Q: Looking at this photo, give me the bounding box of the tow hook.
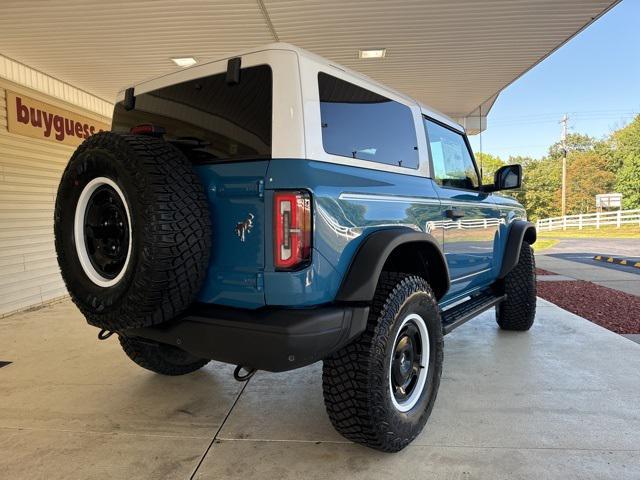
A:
[97,329,115,340]
[233,365,256,382]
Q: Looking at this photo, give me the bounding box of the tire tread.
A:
[119,336,209,376]
[54,132,211,330]
[496,241,536,331]
[322,272,443,452]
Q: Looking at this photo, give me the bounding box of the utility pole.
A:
[560,114,569,216]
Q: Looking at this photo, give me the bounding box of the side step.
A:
[441,293,506,335]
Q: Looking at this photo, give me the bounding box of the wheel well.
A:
[524,226,537,244]
[381,242,448,300]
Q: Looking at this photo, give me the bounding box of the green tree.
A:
[547,132,596,160]
[479,116,640,220]
[611,115,640,209]
[566,151,616,214]
[519,157,562,221]
[475,152,505,184]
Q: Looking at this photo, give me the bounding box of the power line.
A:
[489,108,639,121]
[489,112,638,128]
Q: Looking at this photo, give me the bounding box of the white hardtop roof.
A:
[124,42,463,131]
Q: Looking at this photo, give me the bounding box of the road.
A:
[541,238,640,276]
[536,238,640,295]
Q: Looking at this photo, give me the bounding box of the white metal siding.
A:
[0,79,111,316]
[0,55,112,118]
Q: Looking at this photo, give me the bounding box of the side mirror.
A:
[482,164,522,192]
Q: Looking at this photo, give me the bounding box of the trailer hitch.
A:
[233,365,256,382]
[97,329,115,340]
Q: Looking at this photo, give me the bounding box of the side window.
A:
[424,117,479,189]
[318,72,418,169]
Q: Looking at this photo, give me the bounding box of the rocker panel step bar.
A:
[441,293,506,335]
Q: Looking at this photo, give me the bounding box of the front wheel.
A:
[496,241,536,331]
[322,273,443,452]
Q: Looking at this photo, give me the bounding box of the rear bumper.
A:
[124,303,369,372]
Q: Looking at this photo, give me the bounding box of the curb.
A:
[593,255,640,268]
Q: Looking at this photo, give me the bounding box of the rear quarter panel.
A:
[263,159,444,306]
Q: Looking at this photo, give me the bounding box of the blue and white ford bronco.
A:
[54,43,536,452]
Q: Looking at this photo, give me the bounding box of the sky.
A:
[467,0,640,160]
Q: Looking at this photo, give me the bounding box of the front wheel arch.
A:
[497,220,537,279]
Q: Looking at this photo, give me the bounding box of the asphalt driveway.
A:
[536,238,640,295]
[541,238,640,258]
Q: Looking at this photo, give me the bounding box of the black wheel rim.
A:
[391,321,423,405]
[83,184,130,279]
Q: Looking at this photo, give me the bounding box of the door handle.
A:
[445,207,465,219]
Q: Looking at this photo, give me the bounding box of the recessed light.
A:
[171,57,198,68]
[358,49,386,59]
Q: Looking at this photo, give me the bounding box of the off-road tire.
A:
[322,272,443,452]
[119,336,209,375]
[54,132,211,331]
[496,241,536,331]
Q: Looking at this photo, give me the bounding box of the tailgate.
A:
[194,161,269,308]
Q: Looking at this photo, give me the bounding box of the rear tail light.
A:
[273,190,312,270]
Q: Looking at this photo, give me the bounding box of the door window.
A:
[424,118,479,189]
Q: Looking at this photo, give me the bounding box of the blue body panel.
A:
[193,159,525,310]
[194,161,269,308]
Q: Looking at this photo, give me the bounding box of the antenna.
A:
[479,105,483,181]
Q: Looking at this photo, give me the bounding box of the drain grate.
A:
[0,361,12,369]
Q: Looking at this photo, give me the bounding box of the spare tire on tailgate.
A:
[54,132,211,331]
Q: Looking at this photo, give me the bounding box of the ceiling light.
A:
[358,49,386,59]
[171,57,197,68]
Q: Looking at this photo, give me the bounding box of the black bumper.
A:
[124,303,369,372]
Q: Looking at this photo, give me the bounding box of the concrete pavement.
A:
[1,299,639,479]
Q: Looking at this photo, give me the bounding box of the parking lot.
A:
[2,298,639,479]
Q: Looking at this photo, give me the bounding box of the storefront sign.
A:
[6,90,110,146]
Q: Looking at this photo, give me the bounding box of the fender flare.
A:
[335,228,450,302]
[497,220,537,279]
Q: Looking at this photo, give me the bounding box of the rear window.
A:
[112,65,272,162]
[318,72,418,169]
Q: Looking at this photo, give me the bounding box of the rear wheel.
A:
[119,336,209,376]
[322,273,443,452]
[496,241,536,331]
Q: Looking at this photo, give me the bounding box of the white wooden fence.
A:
[536,209,640,231]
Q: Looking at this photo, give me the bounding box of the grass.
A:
[532,238,558,252]
[537,224,640,239]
